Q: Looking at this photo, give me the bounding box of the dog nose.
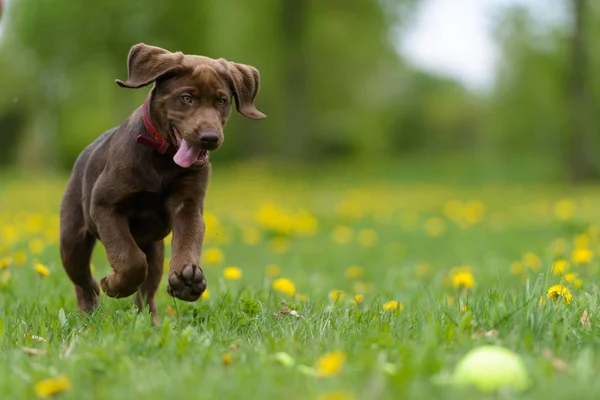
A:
[198,131,220,149]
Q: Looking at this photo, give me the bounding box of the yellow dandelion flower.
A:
[357,229,377,247]
[265,264,281,278]
[203,248,224,265]
[25,213,45,233]
[464,201,485,224]
[222,353,232,366]
[255,204,318,237]
[331,225,354,244]
[452,272,475,289]
[223,266,242,280]
[241,227,261,245]
[546,285,573,305]
[443,200,485,228]
[522,252,542,271]
[2,226,16,245]
[272,278,296,297]
[335,199,364,219]
[29,239,45,255]
[256,203,295,235]
[510,261,524,275]
[565,273,583,289]
[329,290,346,302]
[344,266,364,280]
[315,351,346,377]
[294,210,318,236]
[0,257,12,269]
[572,248,593,264]
[351,294,364,305]
[34,263,50,277]
[447,296,456,306]
[204,213,226,243]
[270,237,290,254]
[316,391,355,400]
[553,199,575,221]
[460,305,469,311]
[574,234,590,249]
[424,217,445,237]
[382,300,404,312]
[203,212,220,228]
[201,288,210,300]
[34,375,71,398]
[552,259,569,275]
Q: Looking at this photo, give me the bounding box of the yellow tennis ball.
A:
[453,346,529,392]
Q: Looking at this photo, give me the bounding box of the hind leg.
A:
[135,240,164,325]
[60,191,99,313]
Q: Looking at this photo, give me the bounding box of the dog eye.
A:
[217,97,228,106]
[181,94,193,104]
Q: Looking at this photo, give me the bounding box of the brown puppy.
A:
[59,43,265,323]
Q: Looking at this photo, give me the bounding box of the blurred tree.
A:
[281,0,309,160]
[2,0,481,171]
[487,3,600,180]
[489,7,572,166]
[389,70,482,155]
[568,0,598,180]
[6,0,599,180]
[305,0,421,160]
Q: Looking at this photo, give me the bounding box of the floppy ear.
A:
[226,62,266,120]
[115,43,185,89]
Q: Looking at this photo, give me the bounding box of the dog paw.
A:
[75,282,100,313]
[100,274,140,299]
[167,265,207,301]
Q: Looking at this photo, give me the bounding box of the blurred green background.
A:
[0,0,598,182]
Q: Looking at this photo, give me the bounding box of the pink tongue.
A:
[173,139,201,168]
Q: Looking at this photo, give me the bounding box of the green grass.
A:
[2,161,600,399]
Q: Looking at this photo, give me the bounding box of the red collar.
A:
[136,95,178,156]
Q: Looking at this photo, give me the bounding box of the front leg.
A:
[167,197,207,301]
[91,177,148,298]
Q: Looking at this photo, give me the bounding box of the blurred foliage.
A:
[0,0,422,169]
[0,0,599,179]
[487,1,600,179]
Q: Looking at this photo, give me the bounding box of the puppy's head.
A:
[116,43,266,168]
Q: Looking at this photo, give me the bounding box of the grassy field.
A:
[2,160,600,399]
